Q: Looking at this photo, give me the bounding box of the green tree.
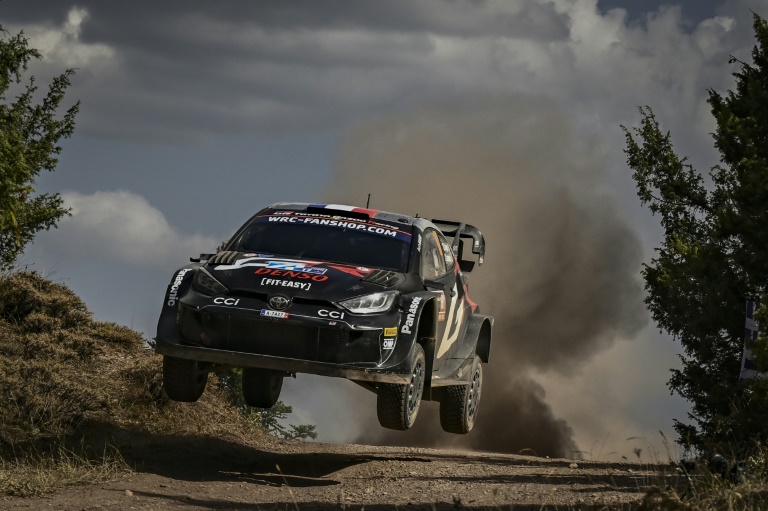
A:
[0,26,78,271]
[218,369,318,440]
[622,13,768,452]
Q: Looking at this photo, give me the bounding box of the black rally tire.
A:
[377,344,426,430]
[163,355,208,402]
[242,368,283,408]
[440,355,482,434]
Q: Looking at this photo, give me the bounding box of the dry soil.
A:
[1,433,677,510]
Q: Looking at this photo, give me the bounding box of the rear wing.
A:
[430,219,485,270]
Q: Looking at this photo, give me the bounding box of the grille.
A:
[178,307,380,364]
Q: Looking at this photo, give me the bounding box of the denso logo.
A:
[213,297,240,306]
[318,309,345,319]
[265,261,327,275]
[400,296,422,335]
[254,268,329,282]
[213,257,324,272]
[167,268,191,307]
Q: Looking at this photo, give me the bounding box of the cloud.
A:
[1,1,755,149]
[4,7,115,69]
[30,191,218,269]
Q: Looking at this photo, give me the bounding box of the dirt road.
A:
[2,432,672,510]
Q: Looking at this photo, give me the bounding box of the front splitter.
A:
[154,337,411,384]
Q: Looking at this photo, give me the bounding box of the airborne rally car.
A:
[155,203,493,433]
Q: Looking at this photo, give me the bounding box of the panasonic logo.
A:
[167,268,191,307]
[400,296,422,335]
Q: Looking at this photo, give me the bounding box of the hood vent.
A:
[207,251,240,266]
[363,269,404,288]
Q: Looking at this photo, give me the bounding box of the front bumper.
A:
[155,295,416,384]
[154,336,413,384]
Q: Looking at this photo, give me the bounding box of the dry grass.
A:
[636,450,768,510]
[0,443,131,497]
[638,479,768,510]
[0,270,269,496]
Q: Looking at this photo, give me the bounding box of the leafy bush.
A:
[217,369,318,440]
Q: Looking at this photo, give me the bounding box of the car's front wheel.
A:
[376,344,426,430]
[242,368,283,408]
[163,355,208,402]
[439,355,482,434]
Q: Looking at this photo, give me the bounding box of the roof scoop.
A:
[363,269,405,288]
[207,251,240,266]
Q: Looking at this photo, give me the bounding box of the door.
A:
[420,229,465,362]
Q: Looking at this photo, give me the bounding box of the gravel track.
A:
[1,434,675,510]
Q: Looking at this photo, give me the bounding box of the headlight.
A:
[338,291,397,314]
[193,269,228,295]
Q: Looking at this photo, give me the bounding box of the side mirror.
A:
[190,253,215,262]
[424,279,456,297]
[423,279,448,292]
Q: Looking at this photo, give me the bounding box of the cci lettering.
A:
[318,309,345,319]
[213,297,240,306]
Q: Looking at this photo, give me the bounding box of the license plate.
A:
[260,309,289,319]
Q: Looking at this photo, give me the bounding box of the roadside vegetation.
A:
[0,270,273,496]
[0,25,78,271]
[625,12,768,511]
[0,24,316,498]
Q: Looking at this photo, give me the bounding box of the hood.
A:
[206,253,405,302]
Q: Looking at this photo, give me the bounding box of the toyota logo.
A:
[269,295,290,311]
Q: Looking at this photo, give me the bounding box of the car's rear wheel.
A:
[439,355,482,434]
[376,344,425,430]
[163,355,208,402]
[242,368,283,408]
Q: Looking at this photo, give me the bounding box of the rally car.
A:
[155,203,492,433]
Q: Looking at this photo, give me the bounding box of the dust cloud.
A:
[325,96,646,458]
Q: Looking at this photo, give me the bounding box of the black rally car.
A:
[155,203,493,433]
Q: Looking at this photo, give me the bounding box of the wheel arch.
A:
[475,317,492,363]
[452,314,493,364]
[416,297,437,392]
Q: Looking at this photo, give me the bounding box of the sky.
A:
[2,0,764,459]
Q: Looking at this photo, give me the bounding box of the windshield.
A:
[233,214,412,272]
